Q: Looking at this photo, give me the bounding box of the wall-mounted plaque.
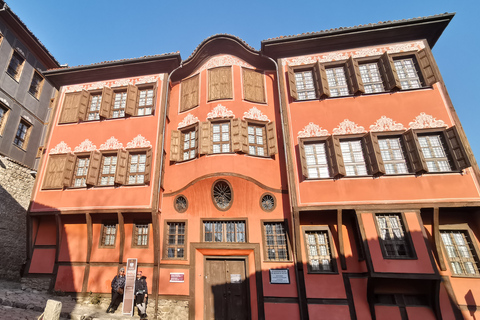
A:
[170,273,185,283]
[269,269,290,284]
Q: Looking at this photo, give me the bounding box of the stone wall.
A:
[157,299,189,320]
[0,155,35,280]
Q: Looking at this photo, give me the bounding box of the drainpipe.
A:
[261,53,308,320]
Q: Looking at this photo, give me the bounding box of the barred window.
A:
[165,222,185,259]
[87,94,102,120]
[133,224,149,247]
[295,70,316,100]
[212,122,230,153]
[376,214,413,258]
[101,224,117,247]
[137,87,154,116]
[72,156,90,187]
[326,67,349,97]
[128,153,147,184]
[112,91,126,118]
[304,230,334,272]
[99,155,117,186]
[378,137,409,174]
[182,128,197,160]
[305,142,330,178]
[394,58,422,90]
[441,231,480,276]
[340,140,368,176]
[29,71,44,98]
[7,51,25,80]
[417,134,451,172]
[204,221,246,243]
[248,124,266,156]
[264,222,289,261]
[14,120,31,149]
[359,62,384,93]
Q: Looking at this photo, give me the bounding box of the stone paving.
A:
[0,279,152,320]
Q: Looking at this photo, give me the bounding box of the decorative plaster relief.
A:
[409,113,446,129]
[126,135,152,148]
[207,104,235,119]
[74,139,97,152]
[284,41,425,66]
[100,137,123,150]
[178,114,200,128]
[49,141,71,154]
[198,55,253,73]
[369,116,405,132]
[65,75,161,93]
[243,107,270,122]
[333,119,366,135]
[0,97,9,107]
[298,123,329,138]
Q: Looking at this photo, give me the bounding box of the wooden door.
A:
[205,259,249,320]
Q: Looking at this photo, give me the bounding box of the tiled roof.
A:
[185,33,258,61]
[263,13,454,42]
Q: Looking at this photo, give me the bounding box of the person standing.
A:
[106,267,126,313]
[134,270,148,319]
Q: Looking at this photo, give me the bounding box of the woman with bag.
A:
[134,270,148,319]
[106,267,126,313]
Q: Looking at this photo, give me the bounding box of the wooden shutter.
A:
[240,120,248,153]
[144,148,153,183]
[243,68,265,103]
[417,48,439,86]
[445,126,471,170]
[59,92,80,124]
[209,67,232,101]
[77,90,90,121]
[327,136,346,177]
[86,150,101,186]
[286,65,298,100]
[298,139,308,178]
[403,130,427,173]
[266,121,278,156]
[180,75,199,112]
[199,121,211,155]
[62,153,76,187]
[23,123,32,149]
[314,62,330,98]
[125,84,138,116]
[42,154,68,189]
[231,118,242,152]
[115,149,128,185]
[170,130,181,162]
[379,52,401,90]
[362,132,385,175]
[99,86,113,118]
[346,57,365,94]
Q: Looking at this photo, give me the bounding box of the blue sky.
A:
[9,0,480,159]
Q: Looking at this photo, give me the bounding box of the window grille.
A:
[204,221,246,243]
[441,230,480,276]
[295,70,316,100]
[166,222,185,259]
[264,222,289,261]
[376,214,412,258]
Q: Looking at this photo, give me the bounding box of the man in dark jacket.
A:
[106,267,126,313]
[135,270,148,319]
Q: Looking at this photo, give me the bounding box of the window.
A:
[0,105,10,135]
[72,156,90,187]
[29,71,44,98]
[203,221,246,242]
[359,62,384,93]
[248,124,266,156]
[180,74,199,112]
[137,86,154,116]
[100,224,117,247]
[417,134,451,172]
[42,154,76,190]
[165,222,186,259]
[14,119,32,149]
[326,66,349,97]
[6,50,25,80]
[99,154,117,186]
[393,57,422,90]
[304,229,335,273]
[212,179,233,211]
[209,67,232,101]
[174,195,188,213]
[170,125,198,162]
[128,152,150,185]
[375,214,414,259]
[111,91,126,118]
[340,139,367,176]
[378,137,409,174]
[263,222,289,261]
[182,127,197,160]
[260,193,276,212]
[133,224,149,247]
[243,68,266,103]
[304,141,330,178]
[294,69,316,100]
[87,94,102,120]
[212,122,231,153]
[441,230,480,276]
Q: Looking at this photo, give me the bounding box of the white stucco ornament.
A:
[333,119,366,135]
[100,137,123,150]
[409,113,446,129]
[298,123,329,138]
[207,104,235,119]
[126,135,152,148]
[178,114,199,128]
[74,139,97,152]
[243,107,270,122]
[369,116,405,132]
[49,141,71,154]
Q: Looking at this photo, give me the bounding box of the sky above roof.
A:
[8,0,480,159]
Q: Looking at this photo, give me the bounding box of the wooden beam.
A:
[118,212,124,265]
[433,208,447,271]
[82,213,93,293]
[151,210,160,319]
[337,209,347,270]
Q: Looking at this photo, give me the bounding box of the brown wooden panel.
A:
[417,48,439,86]
[209,67,232,101]
[445,126,471,170]
[314,61,330,98]
[199,121,211,155]
[170,130,181,162]
[346,57,365,94]
[328,135,346,177]
[114,149,128,185]
[403,129,427,173]
[86,150,101,186]
[379,52,401,90]
[62,153,76,187]
[144,148,153,183]
[42,154,67,189]
[286,65,298,100]
[99,86,113,118]
[125,84,138,116]
[243,68,265,103]
[59,92,79,124]
[77,90,90,121]
[180,75,199,112]
[298,139,308,178]
[266,121,278,156]
[362,132,385,175]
